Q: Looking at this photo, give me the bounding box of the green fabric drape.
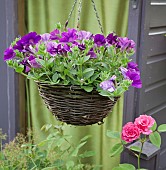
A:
[26,0,129,169]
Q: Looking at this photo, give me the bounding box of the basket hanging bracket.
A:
[65,0,104,33]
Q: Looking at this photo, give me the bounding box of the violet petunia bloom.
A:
[13,32,41,53]
[118,37,135,52]
[50,29,60,40]
[77,30,92,40]
[13,39,25,52]
[20,55,41,72]
[20,32,41,46]
[106,33,118,45]
[4,47,16,61]
[41,33,51,42]
[46,42,58,56]
[127,62,139,71]
[78,44,86,51]
[120,62,142,88]
[28,55,41,68]
[47,42,70,56]
[87,48,97,58]
[94,34,106,46]
[60,28,77,43]
[100,76,116,92]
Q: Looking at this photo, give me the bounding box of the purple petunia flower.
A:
[47,42,70,56]
[87,48,97,58]
[4,47,16,61]
[50,29,60,40]
[77,31,92,41]
[106,33,118,45]
[41,33,51,42]
[118,37,135,52]
[60,28,77,43]
[28,55,41,68]
[94,34,106,46]
[13,32,41,53]
[120,62,142,88]
[78,44,86,51]
[13,39,25,52]
[20,55,41,72]
[100,75,116,92]
[20,32,41,46]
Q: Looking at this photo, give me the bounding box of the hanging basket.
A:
[37,82,119,126]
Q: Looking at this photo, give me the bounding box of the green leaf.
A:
[52,72,59,82]
[83,55,90,63]
[81,86,93,92]
[80,135,91,142]
[83,68,94,74]
[158,124,166,132]
[79,150,96,158]
[41,124,53,131]
[99,90,111,97]
[129,146,141,152]
[110,143,123,157]
[119,164,136,170]
[71,141,87,157]
[112,164,136,170]
[149,131,161,148]
[47,58,54,65]
[106,130,120,139]
[66,161,74,169]
[36,58,45,66]
[150,122,157,131]
[83,69,94,79]
[15,65,24,73]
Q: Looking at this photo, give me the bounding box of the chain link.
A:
[65,0,104,34]
[77,0,82,29]
[91,0,104,34]
[65,0,78,29]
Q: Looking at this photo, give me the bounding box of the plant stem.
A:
[138,141,144,170]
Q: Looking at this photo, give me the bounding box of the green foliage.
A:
[158,124,166,132]
[112,163,136,170]
[149,131,161,148]
[150,122,157,131]
[106,130,120,139]
[129,146,141,153]
[109,143,123,157]
[0,126,98,170]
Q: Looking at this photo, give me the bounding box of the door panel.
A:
[123,0,166,169]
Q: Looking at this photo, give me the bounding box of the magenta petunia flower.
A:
[94,34,106,46]
[87,48,97,58]
[4,47,16,61]
[100,76,116,92]
[118,37,135,51]
[28,55,41,68]
[106,33,118,45]
[120,62,142,88]
[20,32,41,46]
[77,30,92,40]
[60,28,77,43]
[50,29,60,40]
[41,33,51,42]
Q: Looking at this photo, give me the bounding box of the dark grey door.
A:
[122,0,166,169]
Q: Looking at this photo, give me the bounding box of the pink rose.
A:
[134,115,155,135]
[122,122,140,143]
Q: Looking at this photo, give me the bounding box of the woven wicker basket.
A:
[37,82,119,126]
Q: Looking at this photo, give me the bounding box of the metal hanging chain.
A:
[91,0,104,34]
[77,0,82,29]
[65,0,78,29]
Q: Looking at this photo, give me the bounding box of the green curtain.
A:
[26,0,129,169]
